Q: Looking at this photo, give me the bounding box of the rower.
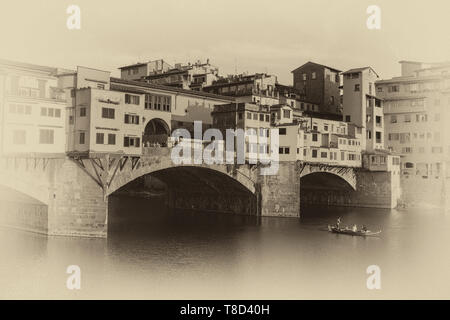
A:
[352,224,357,232]
[361,225,368,233]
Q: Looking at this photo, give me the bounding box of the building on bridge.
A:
[0,59,69,156]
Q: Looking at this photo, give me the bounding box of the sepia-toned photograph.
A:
[0,0,450,303]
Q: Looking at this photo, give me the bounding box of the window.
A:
[283,109,291,118]
[265,114,270,122]
[391,115,397,123]
[96,133,104,144]
[259,114,264,121]
[80,107,86,117]
[402,147,412,153]
[354,84,360,91]
[13,130,26,145]
[432,147,443,153]
[302,73,307,81]
[312,149,318,158]
[79,132,85,144]
[321,152,327,158]
[279,147,290,154]
[312,133,318,141]
[312,72,316,80]
[238,113,243,120]
[377,86,383,92]
[324,125,328,131]
[124,136,140,147]
[125,94,140,105]
[279,128,287,135]
[108,134,116,145]
[376,116,382,126]
[97,83,105,90]
[253,113,258,120]
[102,108,115,119]
[247,112,252,119]
[388,85,399,93]
[345,115,351,122]
[39,129,54,144]
[376,131,382,143]
[405,162,414,169]
[124,114,140,124]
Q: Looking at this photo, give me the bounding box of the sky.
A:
[1,0,450,84]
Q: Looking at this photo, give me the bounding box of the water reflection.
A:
[1,195,450,299]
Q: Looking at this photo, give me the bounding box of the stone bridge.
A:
[0,147,398,238]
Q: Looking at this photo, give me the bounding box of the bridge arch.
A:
[298,163,357,191]
[0,170,50,205]
[107,159,257,197]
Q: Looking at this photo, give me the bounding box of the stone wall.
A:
[47,159,108,238]
[258,162,300,217]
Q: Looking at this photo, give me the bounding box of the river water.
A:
[1,195,450,299]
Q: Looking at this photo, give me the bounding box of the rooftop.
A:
[291,61,342,73]
[110,77,235,101]
[342,66,379,78]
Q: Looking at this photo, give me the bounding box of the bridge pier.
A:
[47,160,108,238]
[257,162,301,217]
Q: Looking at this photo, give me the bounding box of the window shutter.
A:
[136,138,140,147]
[124,136,129,147]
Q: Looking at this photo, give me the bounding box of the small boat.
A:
[327,225,381,237]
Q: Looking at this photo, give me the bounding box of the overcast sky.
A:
[1,0,449,84]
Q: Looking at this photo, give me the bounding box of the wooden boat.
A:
[328,225,381,237]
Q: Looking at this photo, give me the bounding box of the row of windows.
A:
[390,114,434,123]
[12,129,55,145]
[9,104,61,118]
[307,149,360,161]
[93,133,141,147]
[125,94,140,105]
[9,104,31,115]
[41,107,61,118]
[388,132,441,142]
[244,112,270,122]
[378,81,450,93]
[144,94,171,111]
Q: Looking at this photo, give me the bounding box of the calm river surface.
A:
[1,196,450,299]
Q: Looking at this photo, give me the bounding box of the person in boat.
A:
[336,217,341,228]
[352,224,357,232]
[361,225,368,233]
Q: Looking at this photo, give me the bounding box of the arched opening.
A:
[143,118,170,147]
[108,166,257,233]
[300,172,355,211]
